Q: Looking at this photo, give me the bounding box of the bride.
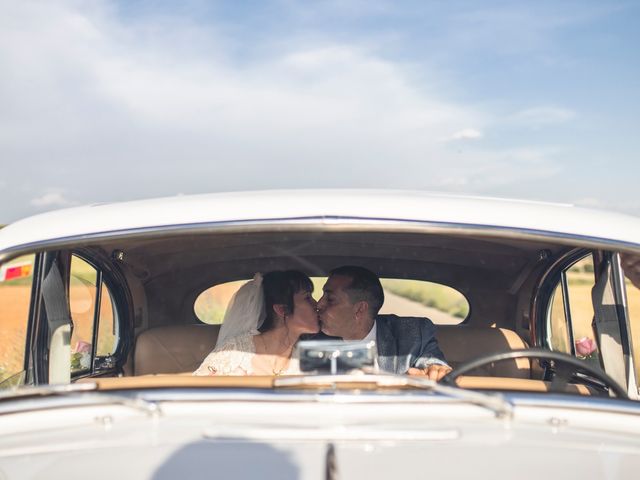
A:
[194,270,319,376]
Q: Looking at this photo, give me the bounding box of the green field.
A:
[381,279,469,318]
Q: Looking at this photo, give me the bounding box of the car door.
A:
[543,249,639,399]
[1,249,128,387]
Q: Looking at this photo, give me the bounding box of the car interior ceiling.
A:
[79,230,572,335]
[100,230,568,284]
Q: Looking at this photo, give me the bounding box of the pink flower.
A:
[73,340,92,354]
[575,337,597,356]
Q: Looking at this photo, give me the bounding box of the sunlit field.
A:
[560,280,640,379]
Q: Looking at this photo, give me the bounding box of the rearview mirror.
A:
[296,340,377,374]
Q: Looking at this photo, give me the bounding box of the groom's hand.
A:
[408,364,452,381]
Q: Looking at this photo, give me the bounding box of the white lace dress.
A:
[193,333,301,376]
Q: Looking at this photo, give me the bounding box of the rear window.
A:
[194,277,468,326]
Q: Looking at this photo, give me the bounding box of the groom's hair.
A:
[330,265,384,317]
[260,270,313,332]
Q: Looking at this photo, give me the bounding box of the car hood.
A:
[1,392,640,479]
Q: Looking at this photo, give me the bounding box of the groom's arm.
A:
[410,318,452,381]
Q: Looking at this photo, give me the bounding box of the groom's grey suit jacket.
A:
[375,314,447,374]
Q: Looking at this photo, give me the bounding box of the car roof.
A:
[2,189,640,254]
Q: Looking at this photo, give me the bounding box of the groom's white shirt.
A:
[362,321,378,371]
[362,321,377,344]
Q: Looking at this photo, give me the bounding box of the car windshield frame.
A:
[2,198,640,402]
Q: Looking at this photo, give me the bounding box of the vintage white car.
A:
[1,190,640,479]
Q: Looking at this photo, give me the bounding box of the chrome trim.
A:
[3,215,640,264]
[2,387,639,417]
[0,384,161,417]
[506,392,640,415]
[0,381,97,400]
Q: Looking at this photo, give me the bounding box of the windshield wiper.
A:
[0,382,161,417]
[274,374,513,419]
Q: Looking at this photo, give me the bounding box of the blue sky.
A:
[1,0,639,222]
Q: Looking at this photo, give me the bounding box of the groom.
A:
[317,265,452,381]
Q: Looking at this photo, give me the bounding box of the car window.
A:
[378,279,468,324]
[96,282,118,356]
[194,277,468,325]
[546,254,601,368]
[0,254,35,387]
[69,255,119,374]
[622,275,640,383]
[548,283,570,352]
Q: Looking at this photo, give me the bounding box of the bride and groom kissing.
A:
[194,266,452,381]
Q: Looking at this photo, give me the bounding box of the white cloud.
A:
[510,106,576,127]
[447,128,483,141]
[430,146,564,192]
[0,1,569,221]
[30,192,73,208]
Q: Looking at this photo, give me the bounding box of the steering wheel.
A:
[440,348,628,399]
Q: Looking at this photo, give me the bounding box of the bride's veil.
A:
[215,273,267,348]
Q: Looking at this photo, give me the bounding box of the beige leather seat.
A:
[133,323,530,378]
[436,325,530,378]
[133,324,220,376]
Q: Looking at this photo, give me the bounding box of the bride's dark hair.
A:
[259,270,313,332]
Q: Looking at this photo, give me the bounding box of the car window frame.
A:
[68,253,105,377]
[18,248,132,385]
[605,251,639,396]
[547,252,596,357]
[68,248,133,380]
[535,248,639,397]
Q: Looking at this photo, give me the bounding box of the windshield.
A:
[0,228,638,402]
